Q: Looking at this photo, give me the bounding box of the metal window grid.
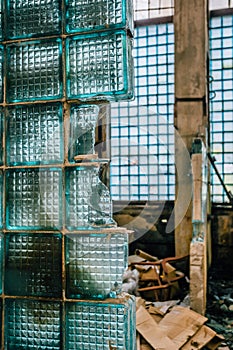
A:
[110,22,175,201]
[209,14,233,203]
[111,9,233,203]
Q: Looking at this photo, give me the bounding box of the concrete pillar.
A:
[174,0,209,314]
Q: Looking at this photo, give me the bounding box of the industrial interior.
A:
[0,0,232,349]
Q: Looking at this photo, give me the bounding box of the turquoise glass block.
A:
[66,30,134,101]
[6,39,62,103]
[66,0,134,34]
[0,109,2,165]
[69,104,99,161]
[66,295,136,350]
[65,166,116,229]
[6,168,62,230]
[6,0,61,39]
[65,230,128,299]
[6,103,63,166]
[0,46,3,102]
[5,299,61,350]
[5,233,62,297]
[0,172,2,229]
[0,233,3,294]
[0,1,2,39]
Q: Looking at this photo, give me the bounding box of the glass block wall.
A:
[0,0,136,349]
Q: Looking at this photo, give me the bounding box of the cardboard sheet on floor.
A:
[180,325,217,349]
[136,305,178,350]
[158,306,208,348]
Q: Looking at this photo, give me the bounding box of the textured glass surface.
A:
[0,233,3,294]
[7,0,61,39]
[0,46,3,102]
[67,30,134,101]
[0,109,2,165]
[69,104,99,160]
[66,231,128,299]
[65,166,115,229]
[66,296,136,350]
[5,299,61,350]
[0,172,2,229]
[5,233,62,297]
[7,39,62,102]
[0,1,2,39]
[6,168,62,230]
[7,104,63,166]
[66,0,133,34]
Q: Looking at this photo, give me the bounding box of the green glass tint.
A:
[69,104,99,161]
[65,231,128,299]
[6,0,61,39]
[0,46,3,103]
[65,166,115,230]
[6,39,62,103]
[0,109,2,165]
[6,168,62,230]
[0,233,3,294]
[6,103,63,166]
[5,233,62,297]
[5,299,61,350]
[66,30,134,101]
[66,0,133,34]
[0,173,2,229]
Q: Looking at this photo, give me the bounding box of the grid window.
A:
[111,10,233,204]
[209,15,233,203]
[110,23,175,201]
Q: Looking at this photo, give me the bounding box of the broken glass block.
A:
[66,0,134,34]
[66,30,134,101]
[5,299,61,350]
[6,168,62,230]
[6,39,62,102]
[6,103,63,166]
[65,295,136,350]
[5,233,62,297]
[65,230,128,299]
[69,104,99,161]
[6,0,61,39]
[65,166,116,229]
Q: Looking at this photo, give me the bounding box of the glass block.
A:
[6,39,62,103]
[5,299,61,350]
[0,233,3,294]
[65,166,116,229]
[6,103,63,166]
[69,104,99,161]
[65,295,136,350]
[66,30,134,101]
[0,172,2,229]
[0,46,3,102]
[6,168,62,230]
[0,109,3,165]
[65,230,128,299]
[0,1,2,39]
[6,0,61,39]
[5,233,62,297]
[66,0,134,34]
